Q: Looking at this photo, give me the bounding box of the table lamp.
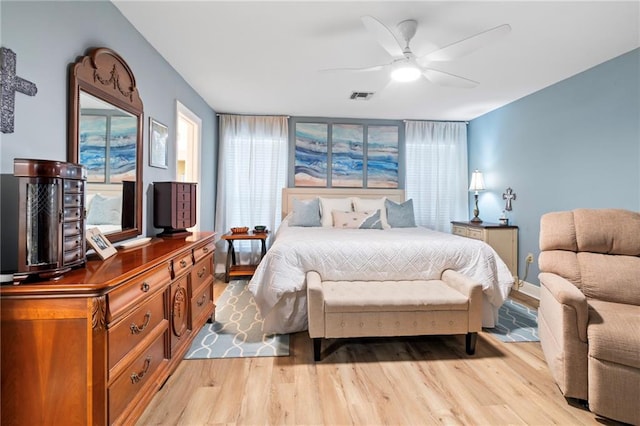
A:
[469,170,485,223]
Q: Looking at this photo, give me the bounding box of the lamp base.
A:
[470,217,483,223]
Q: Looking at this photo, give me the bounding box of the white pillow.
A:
[86,194,121,225]
[319,197,353,227]
[353,197,389,229]
[332,210,383,229]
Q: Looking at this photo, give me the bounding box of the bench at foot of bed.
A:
[306,270,483,361]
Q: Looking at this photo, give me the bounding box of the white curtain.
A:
[215,115,288,266]
[405,121,468,232]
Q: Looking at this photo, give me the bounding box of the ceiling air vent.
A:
[349,91,374,100]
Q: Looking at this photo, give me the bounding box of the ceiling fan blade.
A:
[422,68,478,88]
[419,24,511,63]
[361,15,404,58]
[319,64,386,73]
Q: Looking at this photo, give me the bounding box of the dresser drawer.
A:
[63,220,83,237]
[108,330,167,423]
[63,247,84,264]
[191,279,213,328]
[63,206,83,221]
[63,192,83,207]
[63,179,84,193]
[191,256,213,294]
[64,234,83,251]
[175,183,193,194]
[193,241,215,264]
[108,263,172,321]
[108,290,167,372]
[172,252,193,279]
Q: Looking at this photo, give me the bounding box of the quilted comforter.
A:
[248,220,514,334]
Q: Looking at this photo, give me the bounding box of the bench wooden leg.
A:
[313,338,322,361]
[466,332,477,355]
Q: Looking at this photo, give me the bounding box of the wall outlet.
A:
[525,253,534,263]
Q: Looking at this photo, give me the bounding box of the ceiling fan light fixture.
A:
[390,63,421,82]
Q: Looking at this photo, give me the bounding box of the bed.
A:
[248,188,514,334]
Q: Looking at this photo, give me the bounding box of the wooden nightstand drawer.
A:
[467,227,484,240]
[451,221,518,278]
[452,225,467,237]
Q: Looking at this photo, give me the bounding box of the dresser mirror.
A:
[68,47,143,243]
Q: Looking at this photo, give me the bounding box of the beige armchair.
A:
[538,208,640,425]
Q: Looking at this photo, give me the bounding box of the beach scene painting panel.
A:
[332,124,363,187]
[295,123,328,187]
[367,125,399,188]
[108,115,137,183]
[79,115,107,183]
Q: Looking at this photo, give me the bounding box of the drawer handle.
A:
[197,267,206,278]
[130,311,151,334]
[141,282,150,292]
[196,293,207,307]
[130,356,152,384]
[202,247,209,253]
[180,260,187,268]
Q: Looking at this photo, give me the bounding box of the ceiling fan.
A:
[325,16,511,88]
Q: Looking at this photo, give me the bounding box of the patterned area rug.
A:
[185,281,289,359]
[485,298,540,342]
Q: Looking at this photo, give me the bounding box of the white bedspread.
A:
[248,221,514,334]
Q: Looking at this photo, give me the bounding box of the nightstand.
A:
[451,221,518,278]
[221,231,268,282]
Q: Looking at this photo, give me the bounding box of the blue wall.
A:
[0,1,217,237]
[468,48,640,285]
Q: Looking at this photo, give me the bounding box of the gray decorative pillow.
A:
[290,198,321,227]
[385,199,416,228]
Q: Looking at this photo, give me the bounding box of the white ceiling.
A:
[113,1,640,121]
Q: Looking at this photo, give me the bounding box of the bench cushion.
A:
[322,280,469,313]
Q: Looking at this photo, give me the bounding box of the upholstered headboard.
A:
[281,187,405,219]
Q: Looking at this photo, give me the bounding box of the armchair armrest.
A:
[539,272,588,342]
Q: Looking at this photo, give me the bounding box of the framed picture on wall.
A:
[149,118,169,169]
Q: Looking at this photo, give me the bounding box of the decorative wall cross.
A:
[502,187,516,211]
[1,47,38,134]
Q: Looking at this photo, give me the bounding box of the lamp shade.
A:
[469,170,485,192]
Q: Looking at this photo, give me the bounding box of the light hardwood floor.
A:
[136,280,615,426]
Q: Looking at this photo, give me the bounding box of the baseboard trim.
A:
[513,280,540,300]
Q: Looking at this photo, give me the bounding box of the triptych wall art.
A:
[294,122,399,188]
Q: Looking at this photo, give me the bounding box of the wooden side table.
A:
[221,231,268,282]
[451,220,519,279]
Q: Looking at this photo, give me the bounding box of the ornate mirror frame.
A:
[68,47,143,243]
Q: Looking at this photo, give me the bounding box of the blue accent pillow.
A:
[289,198,321,227]
[385,199,416,228]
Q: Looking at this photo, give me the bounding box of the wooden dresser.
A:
[153,181,197,237]
[0,232,215,425]
[451,221,519,278]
